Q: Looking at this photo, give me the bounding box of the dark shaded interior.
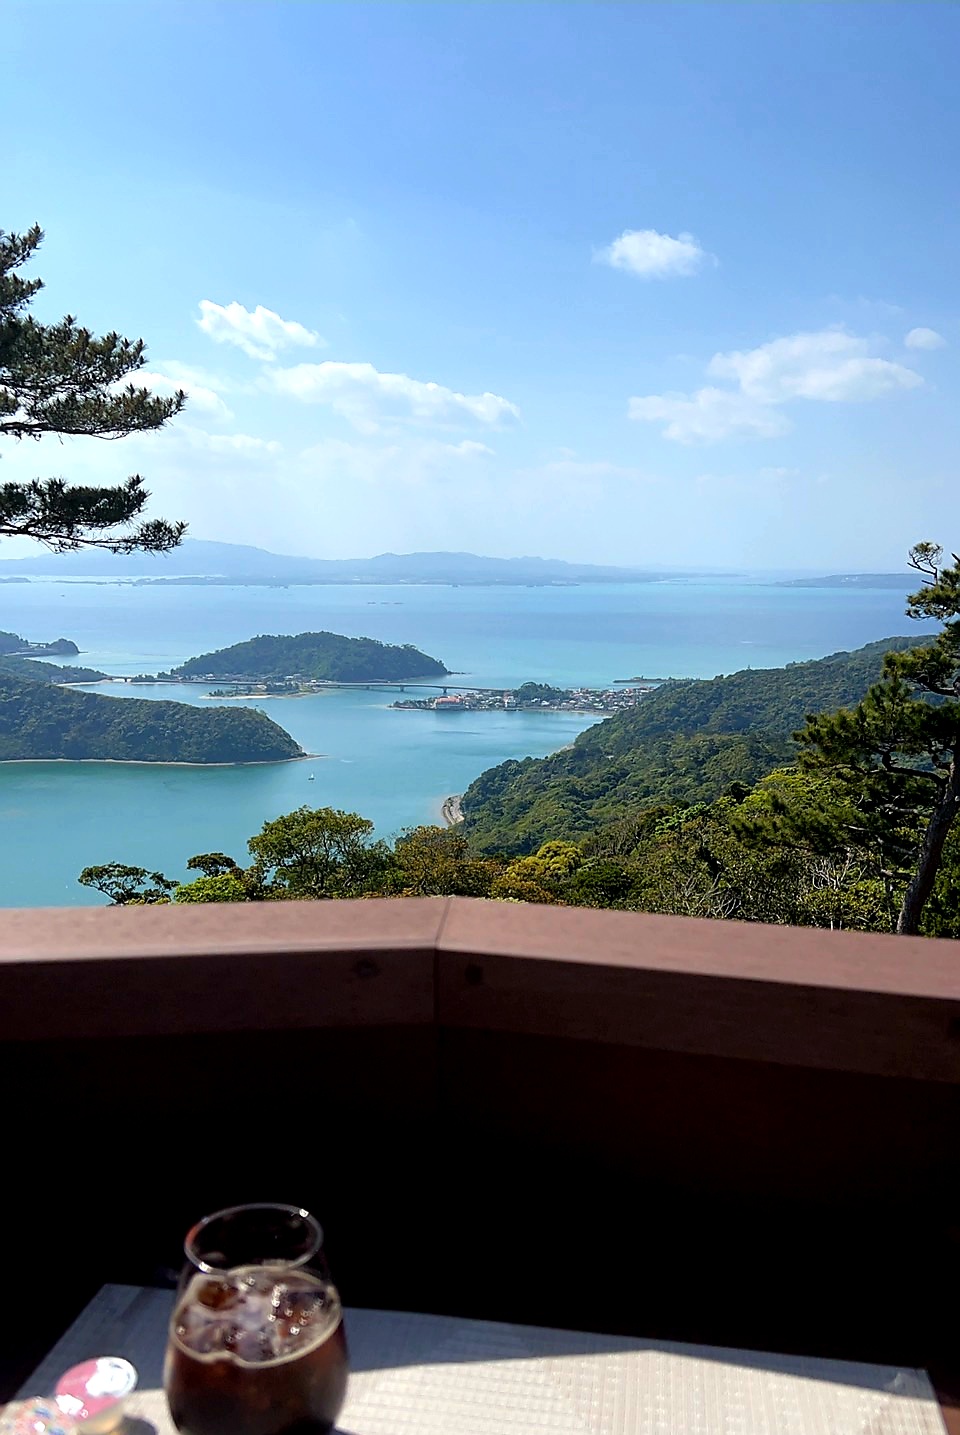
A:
[4,987,958,1402]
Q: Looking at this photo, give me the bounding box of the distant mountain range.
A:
[0,540,915,588]
[0,540,672,586]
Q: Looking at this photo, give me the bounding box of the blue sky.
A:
[4,1,959,569]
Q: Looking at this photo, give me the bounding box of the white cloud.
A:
[449,440,495,457]
[760,466,801,480]
[629,388,790,443]
[631,328,922,443]
[268,361,519,432]
[532,458,654,484]
[707,330,922,403]
[197,300,323,360]
[156,359,234,393]
[135,370,233,419]
[297,435,495,488]
[905,326,946,350]
[596,228,708,279]
[179,427,282,456]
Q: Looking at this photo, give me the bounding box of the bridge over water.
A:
[126,676,671,694]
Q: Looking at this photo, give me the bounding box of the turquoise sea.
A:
[0,578,935,907]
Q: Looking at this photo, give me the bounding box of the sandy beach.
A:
[441,794,463,826]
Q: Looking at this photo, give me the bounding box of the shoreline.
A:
[395,704,612,718]
[0,753,320,769]
[441,794,463,826]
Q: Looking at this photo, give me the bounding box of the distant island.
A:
[0,538,689,587]
[0,629,80,656]
[167,631,449,684]
[777,573,913,590]
[0,674,304,764]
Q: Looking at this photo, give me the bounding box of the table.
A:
[13,1285,949,1435]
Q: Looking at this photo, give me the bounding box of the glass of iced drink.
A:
[164,1204,349,1435]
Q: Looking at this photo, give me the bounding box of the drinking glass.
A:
[164,1203,349,1435]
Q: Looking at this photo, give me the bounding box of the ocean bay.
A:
[0,578,934,906]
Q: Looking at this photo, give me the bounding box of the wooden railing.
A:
[2,899,959,1398]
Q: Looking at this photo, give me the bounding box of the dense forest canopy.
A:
[0,674,303,762]
[82,797,960,941]
[173,631,449,682]
[461,637,925,854]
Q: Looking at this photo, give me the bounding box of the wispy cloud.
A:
[629,388,790,443]
[157,359,236,393]
[268,360,519,432]
[759,466,801,481]
[708,331,922,403]
[595,228,709,279]
[197,300,323,360]
[528,459,655,485]
[180,427,282,456]
[297,434,495,488]
[136,370,232,419]
[630,328,922,443]
[905,326,946,350]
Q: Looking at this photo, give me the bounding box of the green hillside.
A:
[172,631,448,682]
[462,637,924,854]
[0,675,304,763]
[0,655,107,684]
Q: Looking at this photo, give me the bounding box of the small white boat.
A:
[308,773,315,781]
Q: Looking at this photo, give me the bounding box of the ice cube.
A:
[233,1329,277,1364]
[181,1319,231,1355]
[195,1277,241,1312]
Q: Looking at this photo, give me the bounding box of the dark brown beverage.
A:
[165,1266,349,1435]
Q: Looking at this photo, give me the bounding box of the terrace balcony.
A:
[2,898,958,1425]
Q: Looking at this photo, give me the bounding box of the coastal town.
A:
[391,681,658,715]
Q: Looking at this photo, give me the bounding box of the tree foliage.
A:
[790,543,960,934]
[247,805,390,898]
[77,794,959,940]
[390,824,497,896]
[1,224,186,552]
[78,863,177,904]
[174,872,250,903]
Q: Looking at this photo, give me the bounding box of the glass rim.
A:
[184,1202,323,1274]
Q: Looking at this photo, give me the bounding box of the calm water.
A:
[0,578,931,906]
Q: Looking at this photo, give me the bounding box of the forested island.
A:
[0,629,80,656]
[460,637,923,854]
[0,674,304,763]
[169,631,448,683]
